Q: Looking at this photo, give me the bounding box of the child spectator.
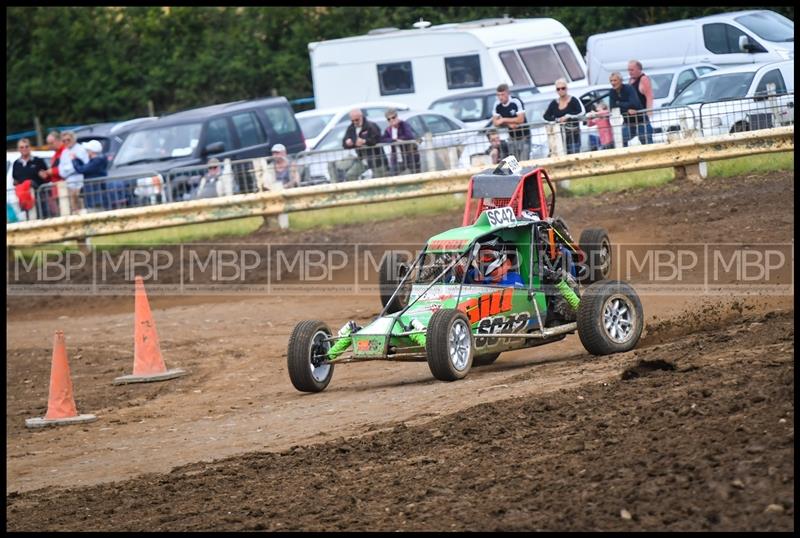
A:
[71,140,109,210]
[585,102,614,151]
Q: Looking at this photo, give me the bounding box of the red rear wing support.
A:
[462,167,552,226]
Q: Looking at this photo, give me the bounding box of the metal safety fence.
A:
[6,92,793,223]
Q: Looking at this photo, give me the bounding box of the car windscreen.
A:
[522,98,554,124]
[649,73,674,99]
[114,123,203,166]
[670,72,757,106]
[735,12,794,42]
[297,114,334,140]
[430,96,487,123]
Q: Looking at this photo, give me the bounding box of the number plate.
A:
[485,207,517,227]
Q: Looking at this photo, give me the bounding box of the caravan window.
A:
[445,55,482,90]
[554,43,585,81]
[518,45,563,87]
[378,62,414,96]
[499,51,531,85]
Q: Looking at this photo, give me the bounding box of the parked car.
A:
[296,101,410,151]
[653,60,794,139]
[428,84,541,128]
[6,149,54,221]
[295,110,483,183]
[73,117,158,165]
[109,97,305,201]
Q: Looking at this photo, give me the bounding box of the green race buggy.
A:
[287,158,644,393]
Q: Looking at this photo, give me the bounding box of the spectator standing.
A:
[380,108,420,175]
[543,79,584,155]
[71,140,108,210]
[585,102,614,151]
[608,72,644,147]
[40,130,65,217]
[59,131,89,214]
[628,60,654,144]
[11,138,48,219]
[270,143,301,188]
[342,108,388,180]
[492,83,530,161]
[484,129,510,164]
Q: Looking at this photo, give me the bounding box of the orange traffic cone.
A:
[26,331,97,428]
[113,276,187,385]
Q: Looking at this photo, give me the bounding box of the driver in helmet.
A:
[465,241,525,287]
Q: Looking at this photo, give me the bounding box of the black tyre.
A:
[577,280,644,356]
[578,228,611,284]
[425,309,474,381]
[473,352,501,367]
[379,251,410,314]
[287,320,335,393]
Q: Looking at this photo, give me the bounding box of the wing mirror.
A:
[204,141,225,155]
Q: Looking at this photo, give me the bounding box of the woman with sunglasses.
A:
[543,78,584,155]
[380,108,420,175]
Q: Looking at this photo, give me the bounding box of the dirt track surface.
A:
[6,171,795,531]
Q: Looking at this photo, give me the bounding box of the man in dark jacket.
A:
[342,108,388,179]
[608,71,644,147]
[380,108,420,175]
[11,138,49,219]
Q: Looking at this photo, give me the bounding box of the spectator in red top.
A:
[585,102,614,151]
[628,60,654,145]
[38,130,65,217]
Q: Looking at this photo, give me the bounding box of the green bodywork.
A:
[333,216,560,362]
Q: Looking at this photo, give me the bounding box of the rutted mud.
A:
[5,170,794,530]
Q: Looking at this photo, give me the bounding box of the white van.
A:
[586,10,794,85]
[309,17,588,111]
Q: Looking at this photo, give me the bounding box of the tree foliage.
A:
[6,6,794,133]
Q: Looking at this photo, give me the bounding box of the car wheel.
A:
[425,309,474,381]
[379,251,410,314]
[473,352,501,367]
[731,121,750,133]
[287,320,335,392]
[577,280,644,356]
[578,228,611,284]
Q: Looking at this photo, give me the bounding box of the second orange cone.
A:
[113,276,187,385]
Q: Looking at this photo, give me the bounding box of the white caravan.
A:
[586,10,794,85]
[309,17,588,110]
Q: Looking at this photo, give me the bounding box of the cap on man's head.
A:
[271,143,286,153]
[81,140,103,154]
[207,157,221,167]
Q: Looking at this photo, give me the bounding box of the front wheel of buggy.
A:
[577,280,643,356]
[287,320,335,393]
[425,309,474,381]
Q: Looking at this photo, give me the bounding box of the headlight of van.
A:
[708,117,723,127]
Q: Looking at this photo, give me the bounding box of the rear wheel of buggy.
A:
[473,352,501,367]
[287,320,335,393]
[379,251,410,314]
[577,280,643,356]
[578,228,611,284]
[425,309,474,381]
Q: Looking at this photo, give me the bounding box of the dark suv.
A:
[73,117,158,165]
[109,97,305,195]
